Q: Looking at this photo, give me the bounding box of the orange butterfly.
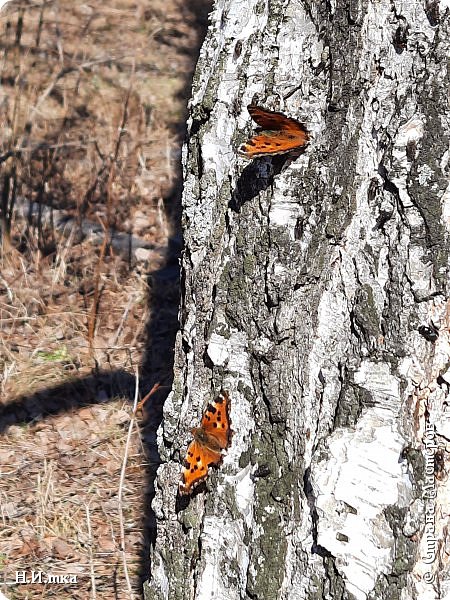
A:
[238,104,308,159]
[179,390,232,495]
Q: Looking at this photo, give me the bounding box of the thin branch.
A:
[29,57,126,121]
[0,139,97,165]
[134,382,162,415]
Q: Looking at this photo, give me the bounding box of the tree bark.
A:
[146,0,450,599]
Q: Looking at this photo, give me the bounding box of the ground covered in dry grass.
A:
[0,0,210,597]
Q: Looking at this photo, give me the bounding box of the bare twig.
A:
[0,139,97,165]
[134,382,162,415]
[29,57,125,121]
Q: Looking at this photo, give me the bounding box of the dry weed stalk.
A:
[117,366,140,600]
[87,225,108,350]
[84,503,97,600]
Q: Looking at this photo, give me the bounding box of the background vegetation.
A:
[0,0,210,597]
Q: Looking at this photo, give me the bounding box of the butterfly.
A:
[238,104,308,159]
[179,390,232,496]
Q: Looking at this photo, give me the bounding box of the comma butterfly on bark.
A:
[179,390,232,495]
[238,104,308,159]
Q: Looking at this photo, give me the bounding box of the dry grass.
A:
[0,402,146,598]
[0,0,211,597]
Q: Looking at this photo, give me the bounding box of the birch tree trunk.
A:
[146,0,450,598]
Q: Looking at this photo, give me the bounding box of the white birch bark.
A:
[146,0,450,598]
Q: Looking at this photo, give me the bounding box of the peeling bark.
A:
[146,0,450,599]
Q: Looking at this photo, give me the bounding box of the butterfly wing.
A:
[179,390,232,496]
[179,439,222,495]
[239,105,308,158]
[247,105,306,133]
[238,131,308,158]
[200,390,231,449]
